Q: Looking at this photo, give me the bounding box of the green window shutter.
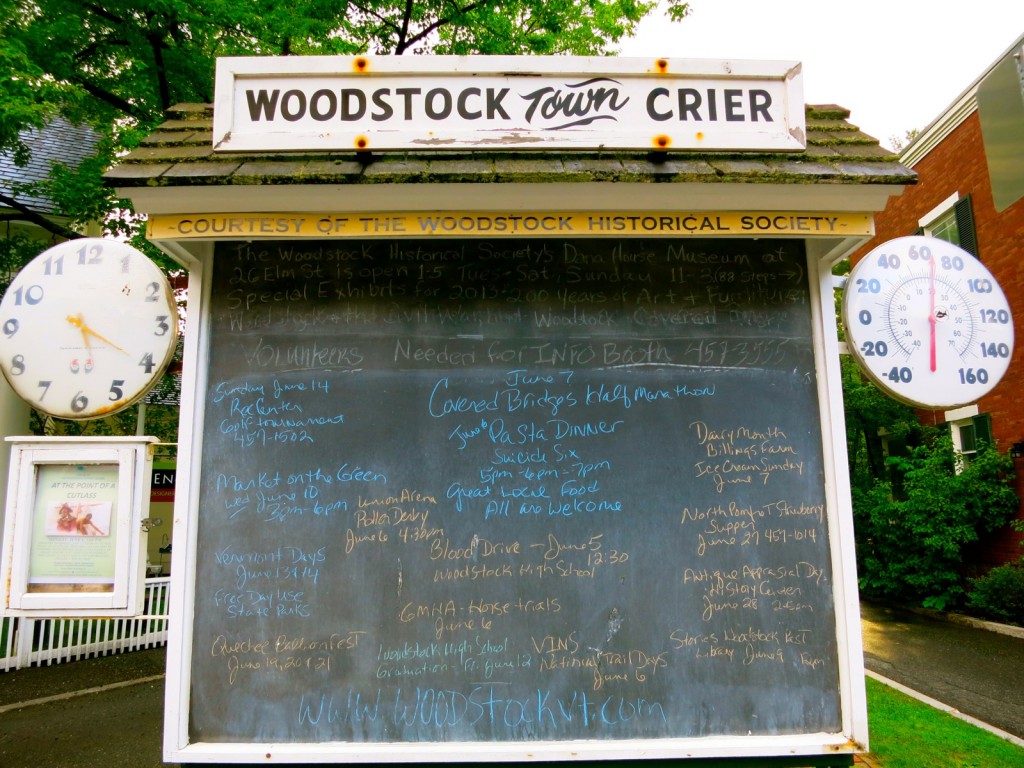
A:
[972,412,993,447]
[955,195,978,257]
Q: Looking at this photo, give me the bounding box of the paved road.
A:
[0,647,169,768]
[860,600,1024,740]
[1,602,1022,767]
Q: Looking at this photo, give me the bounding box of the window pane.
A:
[960,423,977,453]
[929,211,960,245]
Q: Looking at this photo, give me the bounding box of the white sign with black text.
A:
[213,56,805,153]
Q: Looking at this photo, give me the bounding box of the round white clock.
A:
[0,238,179,420]
[842,236,1014,410]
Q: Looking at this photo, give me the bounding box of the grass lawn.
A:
[866,676,1024,767]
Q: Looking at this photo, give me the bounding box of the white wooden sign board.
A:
[213,56,805,153]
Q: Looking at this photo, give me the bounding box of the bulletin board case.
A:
[0,437,156,617]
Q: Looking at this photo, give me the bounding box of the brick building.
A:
[849,35,1024,566]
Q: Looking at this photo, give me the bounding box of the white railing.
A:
[0,576,170,672]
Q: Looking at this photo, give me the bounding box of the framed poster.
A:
[0,437,156,616]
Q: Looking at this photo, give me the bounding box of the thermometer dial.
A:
[842,236,1013,409]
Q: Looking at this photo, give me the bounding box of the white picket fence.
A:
[0,576,170,672]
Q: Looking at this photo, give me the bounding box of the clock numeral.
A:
[43,254,64,275]
[145,281,161,302]
[10,354,25,375]
[958,368,990,385]
[855,278,881,294]
[37,380,51,400]
[886,366,912,384]
[70,392,89,414]
[13,284,44,306]
[154,315,170,336]
[77,243,102,265]
[3,318,19,338]
[109,379,125,401]
[860,341,888,357]
[139,352,155,373]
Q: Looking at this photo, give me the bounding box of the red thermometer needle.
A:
[929,257,937,372]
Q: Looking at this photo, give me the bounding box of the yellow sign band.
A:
[148,211,873,240]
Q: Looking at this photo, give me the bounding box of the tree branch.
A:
[80,1,128,28]
[69,75,150,122]
[0,193,85,241]
[143,10,174,110]
[396,0,414,52]
[349,2,401,35]
[397,0,489,53]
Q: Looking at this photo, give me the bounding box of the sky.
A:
[618,1,1024,150]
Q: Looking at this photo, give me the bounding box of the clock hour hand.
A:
[72,313,93,353]
[66,314,127,354]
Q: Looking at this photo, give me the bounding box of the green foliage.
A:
[889,128,920,153]
[28,400,181,446]
[834,261,923,489]
[1,0,690,245]
[841,355,920,489]
[0,0,69,164]
[0,231,50,291]
[4,0,688,442]
[967,563,1024,625]
[853,434,1019,611]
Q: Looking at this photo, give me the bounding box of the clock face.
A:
[842,236,1014,410]
[0,238,179,419]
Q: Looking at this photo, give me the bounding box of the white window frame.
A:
[945,405,980,473]
[919,192,961,242]
[919,192,960,231]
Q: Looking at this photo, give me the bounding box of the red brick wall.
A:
[851,111,1024,568]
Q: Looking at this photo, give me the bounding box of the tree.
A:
[889,128,920,154]
[1,0,691,243]
[853,433,1018,611]
[1,0,690,439]
[833,260,922,488]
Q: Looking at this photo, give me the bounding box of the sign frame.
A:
[213,56,806,154]
[160,238,868,763]
[0,437,156,617]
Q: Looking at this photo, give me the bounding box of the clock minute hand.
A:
[66,314,127,354]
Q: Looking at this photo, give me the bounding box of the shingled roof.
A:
[1,117,101,214]
[105,103,915,190]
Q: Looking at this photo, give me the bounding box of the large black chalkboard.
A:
[191,237,840,746]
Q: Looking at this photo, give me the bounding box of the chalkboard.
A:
[190,237,840,747]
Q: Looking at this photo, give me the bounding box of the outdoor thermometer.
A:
[842,235,1013,410]
[0,238,179,419]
